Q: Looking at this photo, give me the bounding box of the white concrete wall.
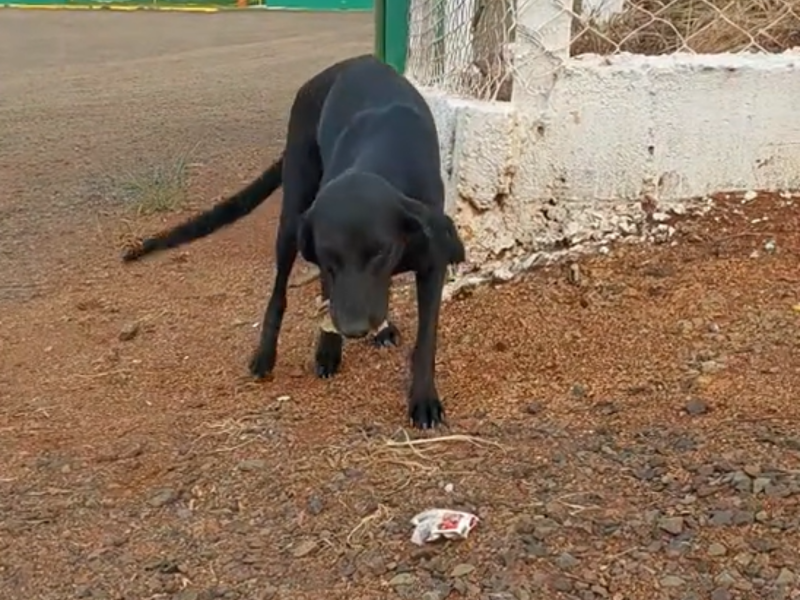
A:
[414,50,800,285]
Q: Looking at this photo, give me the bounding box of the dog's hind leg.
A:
[371,321,400,348]
[248,218,299,379]
[249,144,321,379]
[371,285,400,348]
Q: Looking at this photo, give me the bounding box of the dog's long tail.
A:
[122,156,284,262]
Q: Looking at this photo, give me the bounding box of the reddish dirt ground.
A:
[2,11,800,600]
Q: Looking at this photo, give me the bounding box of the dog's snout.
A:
[338,321,371,339]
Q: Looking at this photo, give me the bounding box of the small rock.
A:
[307,494,324,515]
[556,552,580,570]
[743,464,761,477]
[646,540,662,553]
[389,573,415,586]
[710,510,733,526]
[696,485,716,497]
[711,588,732,600]
[360,551,387,576]
[715,571,736,587]
[699,360,725,373]
[571,384,587,398]
[451,563,475,578]
[237,459,266,472]
[291,539,318,558]
[766,483,790,498]
[514,515,535,535]
[733,552,753,567]
[731,471,752,491]
[551,576,573,592]
[659,575,685,588]
[567,263,582,286]
[665,538,691,557]
[685,398,709,415]
[260,585,279,600]
[743,190,757,202]
[107,535,129,547]
[524,401,543,415]
[533,518,560,540]
[753,477,771,494]
[148,488,178,508]
[775,568,795,586]
[732,511,754,526]
[658,516,684,535]
[119,322,140,341]
[708,543,727,557]
[524,541,548,558]
[634,466,658,481]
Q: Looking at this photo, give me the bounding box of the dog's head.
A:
[297,172,465,339]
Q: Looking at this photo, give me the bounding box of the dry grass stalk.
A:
[571,0,800,55]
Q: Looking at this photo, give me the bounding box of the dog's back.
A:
[316,57,443,209]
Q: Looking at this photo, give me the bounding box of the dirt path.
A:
[2,11,800,600]
[0,10,369,299]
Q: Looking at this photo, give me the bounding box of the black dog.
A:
[122,54,465,428]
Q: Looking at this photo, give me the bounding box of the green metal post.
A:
[374,0,386,62]
[374,0,409,74]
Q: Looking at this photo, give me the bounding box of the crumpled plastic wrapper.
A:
[410,509,479,546]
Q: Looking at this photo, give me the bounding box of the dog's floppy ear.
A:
[398,196,466,265]
[296,211,317,264]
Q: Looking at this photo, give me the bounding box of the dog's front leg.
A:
[314,273,343,378]
[249,221,298,379]
[408,266,447,428]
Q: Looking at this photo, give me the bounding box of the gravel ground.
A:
[2,10,800,600]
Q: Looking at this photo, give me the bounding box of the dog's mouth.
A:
[317,298,386,338]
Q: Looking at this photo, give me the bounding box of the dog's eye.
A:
[322,252,342,275]
[371,248,390,263]
[323,259,338,275]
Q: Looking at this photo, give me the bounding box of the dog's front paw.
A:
[315,331,343,378]
[371,322,400,348]
[408,395,445,429]
[249,348,276,380]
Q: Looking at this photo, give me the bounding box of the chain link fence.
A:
[406,0,516,101]
[406,0,800,101]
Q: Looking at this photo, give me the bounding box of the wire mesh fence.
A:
[406,0,516,101]
[405,0,800,101]
[573,0,800,55]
